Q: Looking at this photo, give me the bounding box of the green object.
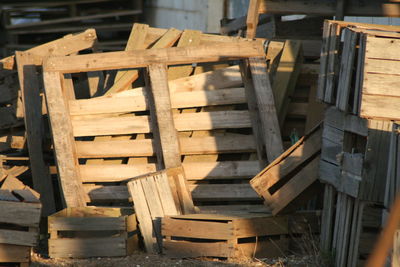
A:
[290,129,300,145]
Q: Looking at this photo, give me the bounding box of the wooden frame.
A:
[42,38,284,208]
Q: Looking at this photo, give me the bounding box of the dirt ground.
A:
[30,252,316,267]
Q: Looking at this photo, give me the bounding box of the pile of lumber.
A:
[0,15,326,260]
[317,20,400,267]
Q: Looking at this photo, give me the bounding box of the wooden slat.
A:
[48,217,126,231]
[148,63,181,168]
[75,135,256,158]
[0,229,38,246]
[363,58,400,75]
[43,71,87,207]
[246,0,261,39]
[365,36,400,61]
[70,87,246,115]
[163,240,231,258]
[0,29,97,70]
[15,52,56,215]
[0,244,30,262]
[362,74,400,97]
[360,94,400,120]
[127,179,157,253]
[0,200,41,226]
[80,161,260,182]
[189,184,260,201]
[43,42,265,73]
[71,111,252,137]
[49,237,126,258]
[249,57,283,162]
[162,217,233,239]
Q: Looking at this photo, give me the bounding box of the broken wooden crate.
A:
[250,124,322,215]
[41,27,280,213]
[48,207,138,259]
[127,166,194,253]
[162,211,320,259]
[0,188,41,266]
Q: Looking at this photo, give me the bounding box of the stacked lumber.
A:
[1,0,143,56]
[317,20,400,267]
[0,187,41,267]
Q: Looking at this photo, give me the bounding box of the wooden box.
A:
[162,213,289,259]
[48,207,138,259]
[250,124,323,215]
[0,189,41,266]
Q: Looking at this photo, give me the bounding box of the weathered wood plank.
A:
[43,42,265,73]
[43,71,87,207]
[15,52,56,215]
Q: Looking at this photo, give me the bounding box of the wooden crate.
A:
[0,188,41,266]
[162,212,320,259]
[48,207,138,259]
[250,124,323,215]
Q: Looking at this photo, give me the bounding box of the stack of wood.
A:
[0,186,41,267]
[1,0,143,57]
[317,20,400,267]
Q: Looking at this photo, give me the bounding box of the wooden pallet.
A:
[41,24,284,212]
[0,188,41,266]
[162,211,320,259]
[127,167,194,253]
[48,207,138,259]
[251,124,322,215]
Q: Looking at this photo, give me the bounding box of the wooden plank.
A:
[15,51,55,215]
[79,161,260,182]
[317,20,331,101]
[249,57,283,162]
[189,184,260,201]
[0,200,41,226]
[165,167,195,214]
[365,36,400,61]
[48,217,125,231]
[127,179,157,253]
[360,94,400,120]
[0,244,30,262]
[72,87,247,116]
[246,0,261,39]
[233,216,288,237]
[336,29,357,111]
[76,135,256,158]
[363,58,400,76]
[162,217,233,240]
[43,42,265,73]
[148,63,181,168]
[71,110,252,137]
[362,73,400,97]
[49,237,126,258]
[43,71,87,207]
[0,29,97,70]
[324,23,340,104]
[0,229,38,246]
[240,61,268,167]
[163,240,231,258]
